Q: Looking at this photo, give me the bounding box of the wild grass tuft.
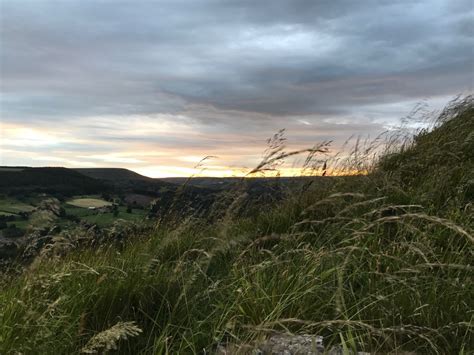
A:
[81,321,142,354]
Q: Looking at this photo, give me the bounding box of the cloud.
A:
[1,0,472,175]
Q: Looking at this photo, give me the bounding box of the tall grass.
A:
[0,97,472,354]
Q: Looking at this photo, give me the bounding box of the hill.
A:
[74,167,183,195]
[378,96,474,208]
[74,168,153,182]
[0,167,109,197]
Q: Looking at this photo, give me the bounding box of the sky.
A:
[0,0,473,177]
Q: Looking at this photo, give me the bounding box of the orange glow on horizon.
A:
[1,121,370,178]
[133,166,367,178]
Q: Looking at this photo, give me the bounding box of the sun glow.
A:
[133,165,365,178]
[1,120,369,178]
[1,127,60,147]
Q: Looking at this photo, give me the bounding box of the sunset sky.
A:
[1,0,473,177]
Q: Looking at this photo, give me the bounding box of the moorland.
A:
[0,97,472,354]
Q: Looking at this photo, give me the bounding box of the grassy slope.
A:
[0,100,473,354]
[377,100,474,210]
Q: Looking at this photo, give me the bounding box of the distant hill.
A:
[161,177,240,189]
[74,168,180,195]
[162,176,327,190]
[0,167,109,196]
[74,168,153,182]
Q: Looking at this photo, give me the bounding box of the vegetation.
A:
[0,98,472,354]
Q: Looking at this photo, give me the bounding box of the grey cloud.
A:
[1,0,473,124]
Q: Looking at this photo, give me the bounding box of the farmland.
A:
[0,197,35,215]
[66,197,112,208]
[0,193,152,238]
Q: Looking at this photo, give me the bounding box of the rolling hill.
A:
[74,168,153,182]
[0,167,109,196]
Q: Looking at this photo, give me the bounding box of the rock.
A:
[216,333,374,355]
[258,333,324,354]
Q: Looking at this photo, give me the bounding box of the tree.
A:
[112,204,119,217]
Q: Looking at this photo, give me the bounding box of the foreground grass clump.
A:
[0,98,473,354]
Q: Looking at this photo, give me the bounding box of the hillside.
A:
[75,167,196,195]
[0,167,109,196]
[0,98,472,354]
[75,168,154,182]
[378,96,474,208]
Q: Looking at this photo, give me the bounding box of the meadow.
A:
[0,197,35,215]
[66,198,113,209]
[0,97,472,354]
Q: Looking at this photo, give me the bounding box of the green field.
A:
[0,198,35,214]
[64,204,147,227]
[6,219,30,230]
[82,207,147,227]
[66,198,112,208]
[63,205,95,217]
[0,211,16,217]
